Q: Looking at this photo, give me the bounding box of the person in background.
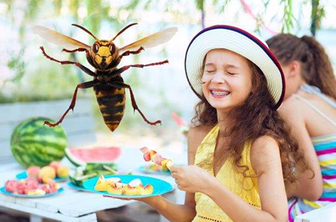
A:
[107,25,311,222]
[267,33,336,221]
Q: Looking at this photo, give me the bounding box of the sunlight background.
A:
[0,0,335,150]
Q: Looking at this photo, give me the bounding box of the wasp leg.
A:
[40,46,95,77]
[62,48,87,53]
[111,60,169,76]
[107,82,161,126]
[119,47,144,59]
[44,80,98,127]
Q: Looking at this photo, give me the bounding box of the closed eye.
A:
[227,71,236,75]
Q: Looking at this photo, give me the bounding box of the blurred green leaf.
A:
[5,47,26,84]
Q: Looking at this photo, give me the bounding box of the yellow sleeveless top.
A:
[192,125,261,222]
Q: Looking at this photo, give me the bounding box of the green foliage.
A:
[195,0,205,10]
[215,0,232,14]
[310,0,325,36]
[280,0,295,33]
[5,47,26,84]
[0,51,88,103]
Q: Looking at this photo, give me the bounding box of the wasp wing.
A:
[119,27,177,53]
[32,25,90,50]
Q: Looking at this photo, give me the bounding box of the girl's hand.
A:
[170,165,213,194]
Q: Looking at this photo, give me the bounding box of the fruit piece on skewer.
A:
[140,147,173,170]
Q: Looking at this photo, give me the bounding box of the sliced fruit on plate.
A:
[122,184,141,195]
[140,184,154,195]
[94,176,154,195]
[27,189,46,196]
[94,175,108,191]
[4,177,61,196]
[65,146,121,166]
[107,184,123,195]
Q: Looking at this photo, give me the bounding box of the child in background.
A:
[267,33,336,221]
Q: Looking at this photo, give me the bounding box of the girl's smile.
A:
[210,88,231,99]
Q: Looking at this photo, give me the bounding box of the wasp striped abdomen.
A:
[94,85,126,132]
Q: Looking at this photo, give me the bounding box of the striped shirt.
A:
[288,84,336,221]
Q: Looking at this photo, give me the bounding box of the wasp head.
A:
[72,23,137,71]
[89,40,119,70]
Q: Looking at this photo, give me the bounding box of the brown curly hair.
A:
[192,59,310,194]
[266,34,336,99]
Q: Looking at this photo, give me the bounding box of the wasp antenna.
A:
[110,23,138,42]
[72,24,99,41]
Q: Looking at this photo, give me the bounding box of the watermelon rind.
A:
[65,147,119,167]
[69,169,97,187]
[69,164,117,187]
[65,148,85,166]
[10,117,68,168]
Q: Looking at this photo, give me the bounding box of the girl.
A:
[111,25,310,222]
[267,34,336,221]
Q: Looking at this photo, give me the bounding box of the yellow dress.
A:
[192,125,261,222]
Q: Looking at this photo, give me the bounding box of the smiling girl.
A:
[109,25,312,222]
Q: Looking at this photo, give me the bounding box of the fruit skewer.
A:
[140,147,173,170]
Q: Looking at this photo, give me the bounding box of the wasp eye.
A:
[93,43,99,53]
[109,44,115,53]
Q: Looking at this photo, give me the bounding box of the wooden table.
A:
[0,147,180,222]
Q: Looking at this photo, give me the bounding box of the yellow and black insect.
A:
[33,23,177,132]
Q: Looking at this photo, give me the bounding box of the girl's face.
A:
[202,49,253,112]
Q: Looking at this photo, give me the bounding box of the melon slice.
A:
[65,146,121,166]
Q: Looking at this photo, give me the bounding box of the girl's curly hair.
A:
[192,60,310,194]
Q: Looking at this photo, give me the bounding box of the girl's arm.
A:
[142,125,212,222]
[279,98,323,200]
[141,196,195,222]
[203,136,288,222]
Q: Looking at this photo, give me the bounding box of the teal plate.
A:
[0,186,64,198]
[16,172,68,182]
[67,182,87,192]
[137,165,171,175]
[83,174,173,198]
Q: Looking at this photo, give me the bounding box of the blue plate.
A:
[16,172,68,182]
[0,186,64,198]
[137,165,171,175]
[67,182,87,192]
[83,174,173,198]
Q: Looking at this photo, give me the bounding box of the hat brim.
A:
[184,25,285,110]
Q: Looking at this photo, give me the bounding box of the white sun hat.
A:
[184,25,285,109]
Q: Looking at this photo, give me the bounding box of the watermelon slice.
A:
[65,146,121,166]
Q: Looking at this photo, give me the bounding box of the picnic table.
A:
[0,147,182,222]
